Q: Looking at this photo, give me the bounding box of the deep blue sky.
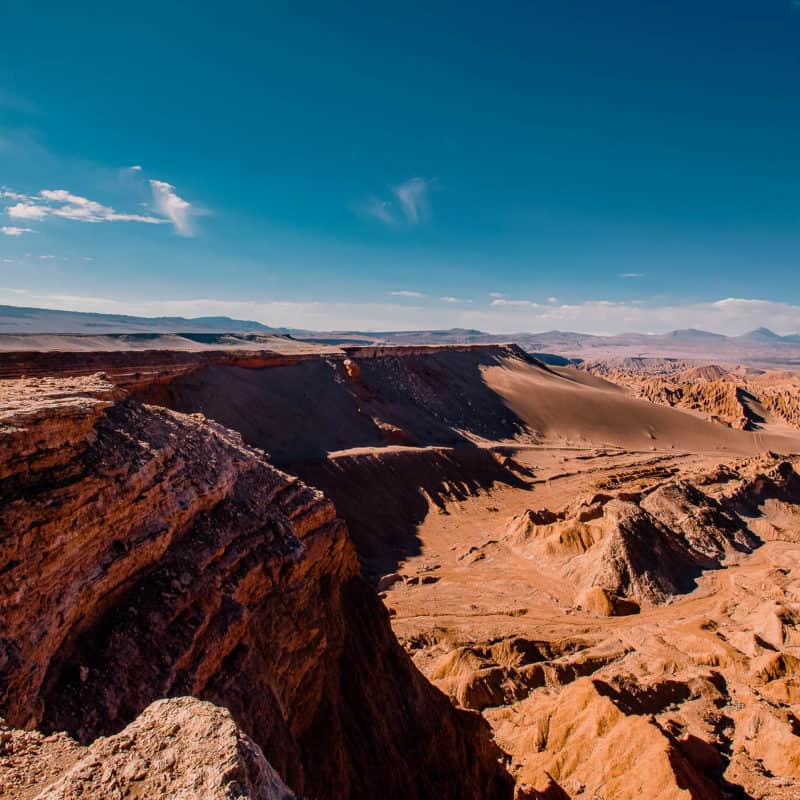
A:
[1,0,800,333]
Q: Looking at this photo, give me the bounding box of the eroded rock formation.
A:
[386,453,800,799]
[582,358,800,431]
[0,376,511,799]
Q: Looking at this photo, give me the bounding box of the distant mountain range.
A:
[2,304,800,367]
[0,304,280,334]
[295,326,800,366]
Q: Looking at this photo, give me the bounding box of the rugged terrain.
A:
[0,373,509,799]
[382,450,800,799]
[581,359,800,432]
[2,342,800,799]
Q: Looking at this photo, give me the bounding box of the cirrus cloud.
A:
[361,177,434,226]
[391,177,431,224]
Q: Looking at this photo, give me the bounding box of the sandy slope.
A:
[141,347,800,462]
[483,355,799,454]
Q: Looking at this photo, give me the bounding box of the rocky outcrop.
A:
[503,487,758,605]
[0,376,511,799]
[1,697,295,800]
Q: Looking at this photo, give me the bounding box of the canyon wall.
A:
[0,376,511,799]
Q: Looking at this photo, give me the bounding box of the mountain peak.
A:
[738,327,781,341]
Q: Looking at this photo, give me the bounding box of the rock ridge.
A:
[0,375,512,799]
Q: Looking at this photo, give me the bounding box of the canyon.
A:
[2,340,800,799]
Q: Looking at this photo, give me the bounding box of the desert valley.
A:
[5,3,800,797]
[2,312,800,799]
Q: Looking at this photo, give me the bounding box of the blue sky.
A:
[2,0,800,333]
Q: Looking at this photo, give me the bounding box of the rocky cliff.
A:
[0,376,511,799]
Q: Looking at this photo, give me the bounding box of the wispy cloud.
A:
[40,189,162,223]
[620,272,644,278]
[361,176,433,226]
[440,296,460,303]
[2,177,200,236]
[149,180,194,235]
[127,165,142,172]
[547,296,559,304]
[361,197,396,224]
[489,292,505,299]
[1,190,35,202]
[389,290,427,298]
[1,226,33,236]
[491,298,539,307]
[391,177,431,224]
[5,189,162,225]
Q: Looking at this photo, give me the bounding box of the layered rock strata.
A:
[0,376,511,799]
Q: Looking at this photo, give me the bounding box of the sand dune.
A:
[485,355,798,454]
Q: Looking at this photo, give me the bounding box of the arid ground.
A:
[2,340,800,799]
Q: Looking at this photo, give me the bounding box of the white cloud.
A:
[389,290,427,298]
[149,179,193,236]
[620,272,644,278]
[5,189,162,225]
[391,177,431,225]
[3,181,198,234]
[491,298,539,307]
[489,292,505,299]
[38,254,55,260]
[1,226,33,236]
[440,296,459,303]
[7,203,48,220]
[127,165,142,172]
[1,190,34,201]
[547,296,559,304]
[39,189,162,223]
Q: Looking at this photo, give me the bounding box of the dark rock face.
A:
[0,377,511,800]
